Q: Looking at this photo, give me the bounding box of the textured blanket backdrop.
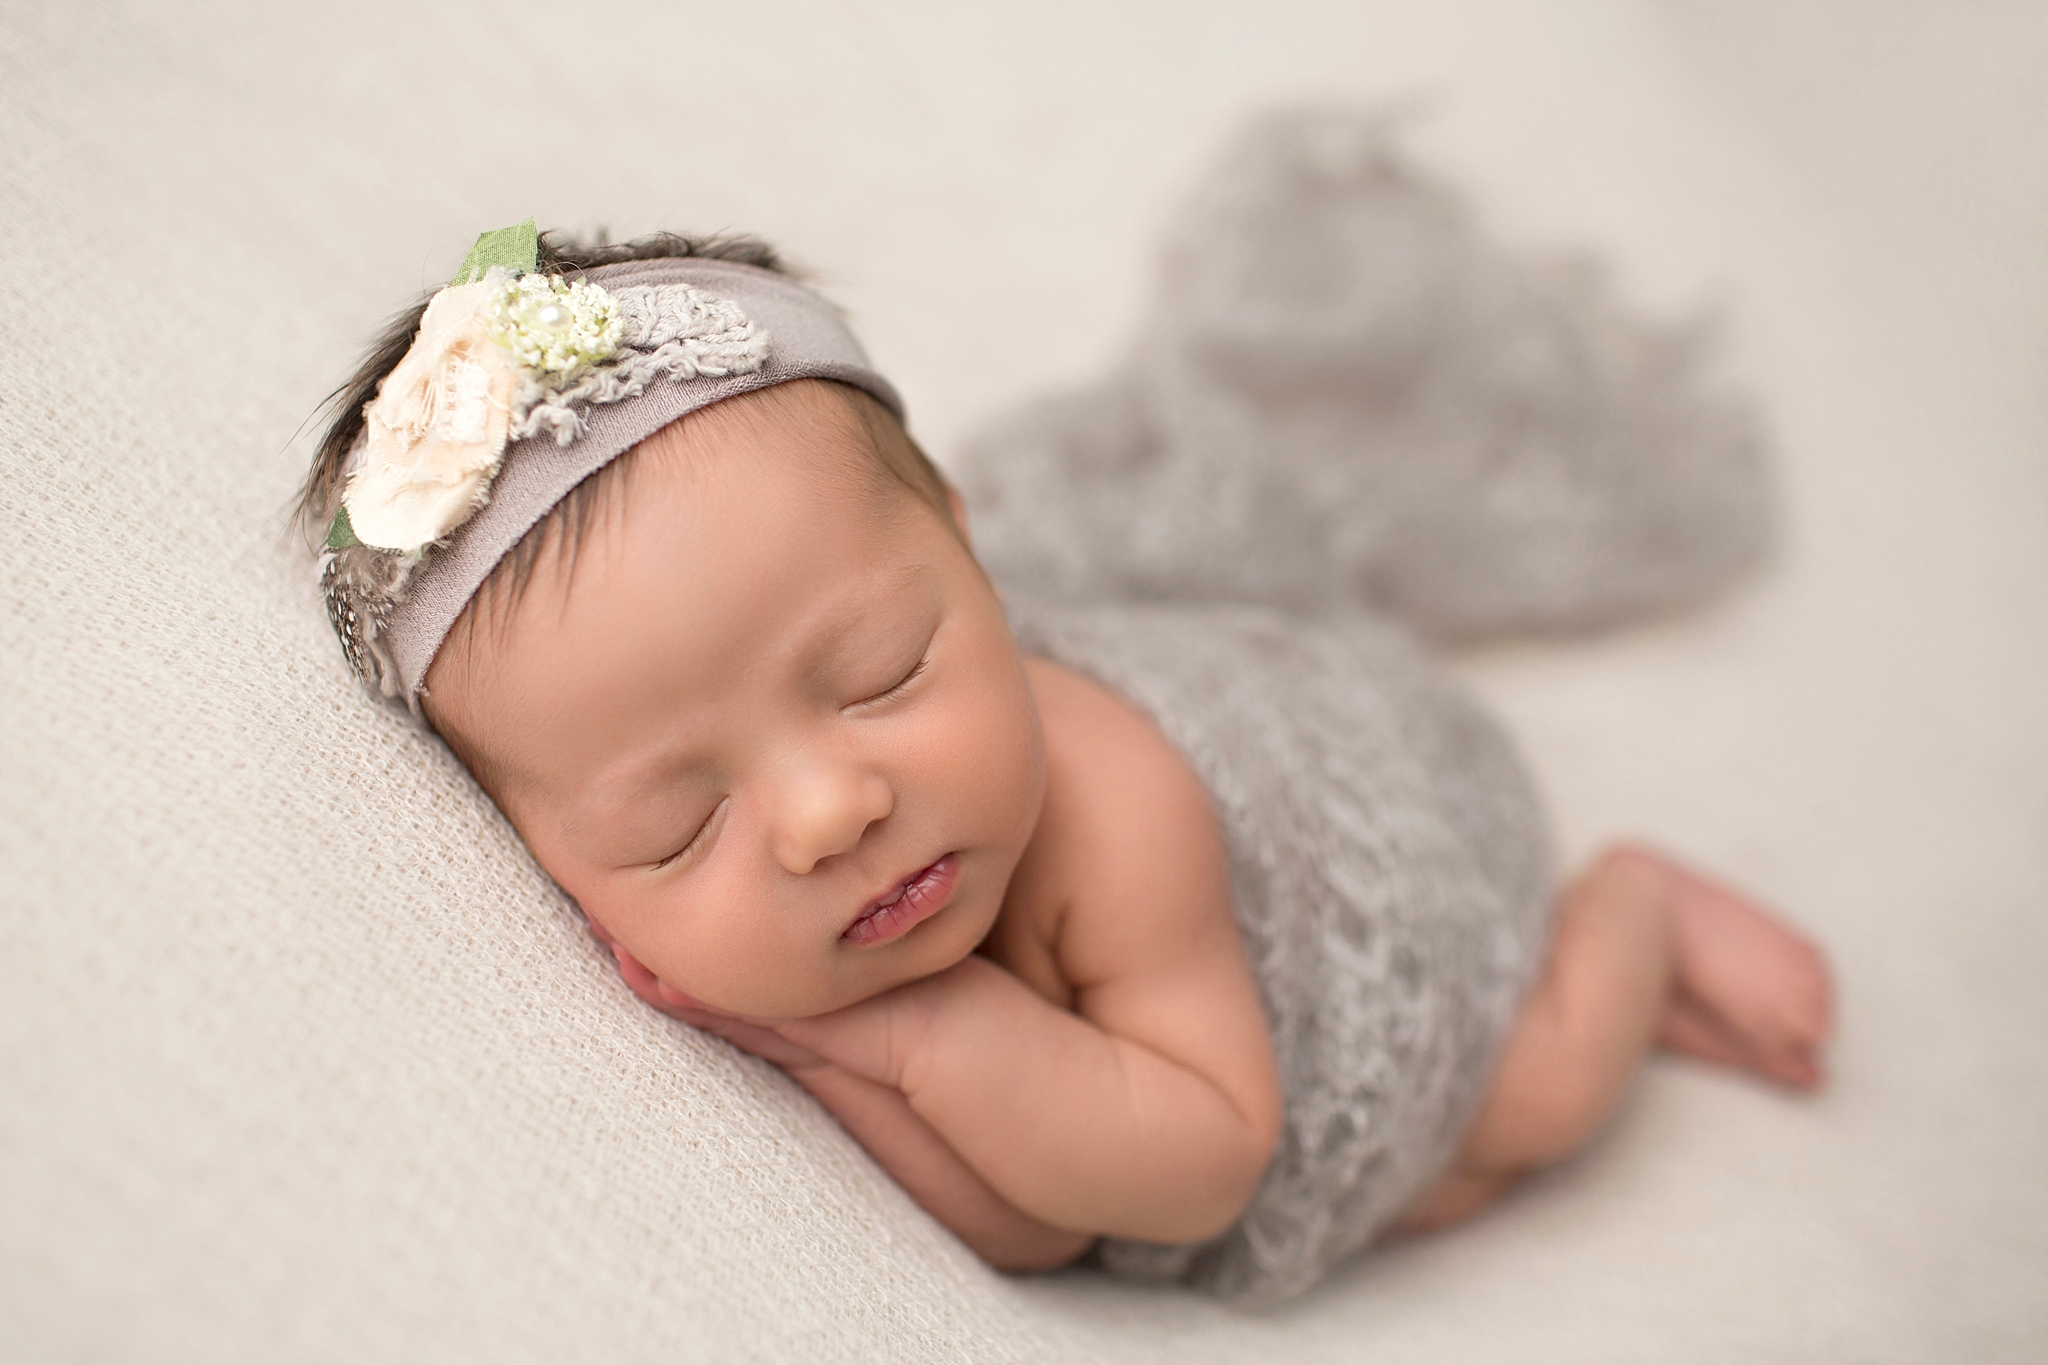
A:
[3,3,2043,1362]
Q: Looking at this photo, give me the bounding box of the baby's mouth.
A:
[841,855,960,946]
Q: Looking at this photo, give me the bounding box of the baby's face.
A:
[425,385,1046,1018]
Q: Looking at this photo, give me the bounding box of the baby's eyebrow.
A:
[557,773,716,860]
[548,713,727,852]
[796,563,939,670]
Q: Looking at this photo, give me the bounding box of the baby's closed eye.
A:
[847,648,930,711]
[648,797,727,871]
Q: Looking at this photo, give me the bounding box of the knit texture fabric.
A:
[954,110,1774,642]
[0,26,1771,1360]
[0,25,1051,1365]
[1012,603,1552,1305]
[949,108,1774,1303]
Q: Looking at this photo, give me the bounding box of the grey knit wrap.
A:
[1012,601,1552,1305]
[953,108,1774,1305]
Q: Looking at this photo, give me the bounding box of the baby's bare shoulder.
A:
[1009,660,1277,1128]
[1016,657,1240,994]
[1026,657,1213,821]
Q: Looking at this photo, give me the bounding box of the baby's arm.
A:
[654,661,1282,1246]
[613,948,1091,1269]
[790,1059,1098,1268]
[775,948,1279,1243]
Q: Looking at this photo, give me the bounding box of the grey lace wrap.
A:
[952,109,1774,1305]
[1010,601,1552,1305]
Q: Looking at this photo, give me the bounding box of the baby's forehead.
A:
[625,381,956,559]
[445,474,951,807]
[427,380,955,760]
[636,380,904,500]
[661,378,870,454]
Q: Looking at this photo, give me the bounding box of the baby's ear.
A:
[945,483,974,552]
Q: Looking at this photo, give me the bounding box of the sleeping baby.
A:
[303,121,1831,1305]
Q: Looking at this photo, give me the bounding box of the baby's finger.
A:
[655,978,724,1015]
[685,1013,828,1071]
[610,943,674,1009]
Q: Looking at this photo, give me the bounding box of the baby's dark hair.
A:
[296,228,957,642]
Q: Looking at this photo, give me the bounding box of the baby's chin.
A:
[776,895,999,1019]
[701,952,967,1021]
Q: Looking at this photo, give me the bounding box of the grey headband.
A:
[325,256,904,711]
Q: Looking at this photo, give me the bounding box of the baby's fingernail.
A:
[660,983,717,1013]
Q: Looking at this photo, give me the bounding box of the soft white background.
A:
[2,1,2042,1359]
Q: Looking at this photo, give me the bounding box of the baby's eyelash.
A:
[858,652,930,708]
[651,800,722,871]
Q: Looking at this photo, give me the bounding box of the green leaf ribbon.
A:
[325,505,363,550]
[449,217,539,286]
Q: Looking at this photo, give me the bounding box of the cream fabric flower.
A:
[344,279,521,553]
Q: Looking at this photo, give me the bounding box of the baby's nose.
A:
[771,764,894,876]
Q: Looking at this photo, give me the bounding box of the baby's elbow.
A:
[1225,1081,1284,1208]
[1232,1106,1283,1207]
[1247,1089,1284,1170]
[976,1225,1096,1274]
[1168,1110,1283,1244]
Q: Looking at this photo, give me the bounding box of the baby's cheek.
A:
[953,669,1046,839]
[631,868,822,1018]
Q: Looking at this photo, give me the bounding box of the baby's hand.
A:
[598,930,831,1075]
[592,916,963,1088]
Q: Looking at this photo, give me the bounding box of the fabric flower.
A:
[343,279,521,553]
